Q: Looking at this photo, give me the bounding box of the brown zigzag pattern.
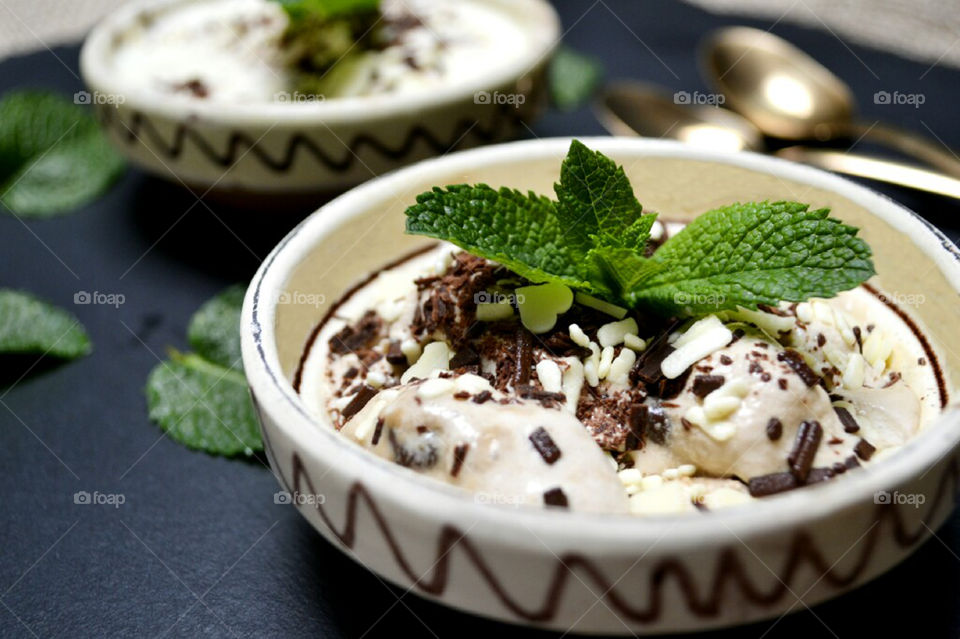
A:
[260,428,957,624]
[96,103,526,173]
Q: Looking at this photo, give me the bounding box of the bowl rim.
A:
[79,0,560,127]
[241,136,960,548]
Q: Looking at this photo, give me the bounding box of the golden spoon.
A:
[701,27,960,177]
[596,81,960,200]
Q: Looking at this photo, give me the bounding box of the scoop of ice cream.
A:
[339,374,630,513]
[658,330,858,481]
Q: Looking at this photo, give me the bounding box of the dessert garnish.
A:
[405,140,875,332]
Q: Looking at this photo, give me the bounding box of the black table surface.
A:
[3,1,960,637]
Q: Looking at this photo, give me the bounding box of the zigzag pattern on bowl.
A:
[95,103,526,173]
[258,417,959,624]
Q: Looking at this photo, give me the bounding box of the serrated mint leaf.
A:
[555,140,655,252]
[146,352,260,457]
[187,284,245,370]
[1,134,124,218]
[628,201,875,315]
[0,289,91,359]
[549,46,603,111]
[0,90,124,217]
[405,184,605,293]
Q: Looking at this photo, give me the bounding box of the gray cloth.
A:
[1,0,959,70]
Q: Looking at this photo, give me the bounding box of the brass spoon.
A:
[596,81,960,200]
[702,27,960,177]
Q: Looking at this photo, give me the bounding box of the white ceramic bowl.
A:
[240,137,960,634]
[79,0,559,203]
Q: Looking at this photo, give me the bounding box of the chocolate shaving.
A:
[777,349,821,387]
[514,329,533,387]
[854,438,876,461]
[853,326,863,352]
[341,385,379,419]
[766,417,783,441]
[388,429,438,469]
[472,390,493,404]
[719,355,733,366]
[453,391,470,400]
[630,404,670,446]
[529,426,562,464]
[691,374,725,398]
[329,310,383,354]
[371,418,384,445]
[834,406,860,433]
[543,487,569,508]
[450,346,480,369]
[778,378,788,391]
[631,324,679,385]
[787,420,823,482]
[386,340,407,365]
[450,443,470,477]
[516,385,566,406]
[748,472,798,497]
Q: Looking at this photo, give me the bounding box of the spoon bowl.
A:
[596,81,764,152]
[702,27,855,140]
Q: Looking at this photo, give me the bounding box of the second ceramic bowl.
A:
[79,0,559,203]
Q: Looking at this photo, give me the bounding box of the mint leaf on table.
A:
[146,285,261,457]
[555,139,655,252]
[0,289,91,359]
[406,184,607,294]
[0,90,124,218]
[187,284,245,370]
[146,352,260,457]
[405,140,875,318]
[625,201,875,315]
[549,46,604,111]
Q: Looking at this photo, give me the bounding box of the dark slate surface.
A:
[2,1,959,637]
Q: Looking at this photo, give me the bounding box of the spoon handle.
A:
[775,146,960,200]
[843,121,960,178]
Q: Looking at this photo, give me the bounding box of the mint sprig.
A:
[146,285,261,457]
[404,140,875,317]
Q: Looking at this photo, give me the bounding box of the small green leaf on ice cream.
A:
[516,282,574,334]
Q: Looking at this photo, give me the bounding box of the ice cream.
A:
[296,242,945,516]
[109,0,536,103]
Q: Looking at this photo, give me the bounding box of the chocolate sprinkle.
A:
[450,443,470,477]
[778,378,789,391]
[386,340,407,365]
[371,418,384,445]
[529,426,562,464]
[777,349,821,387]
[719,355,733,365]
[543,487,569,508]
[766,417,783,441]
[450,346,480,369]
[691,374,725,398]
[341,385,379,419]
[329,310,383,355]
[854,438,876,461]
[472,390,493,404]
[787,420,823,482]
[748,472,798,497]
[834,406,860,433]
[453,391,470,400]
[514,329,533,387]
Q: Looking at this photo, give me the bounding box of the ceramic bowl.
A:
[240,137,960,634]
[79,0,559,204]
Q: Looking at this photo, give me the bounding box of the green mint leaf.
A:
[555,140,655,252]
[1,134,124,218]
[549,46,603,111]
[146,352,261,457]
[628,201,875,315]
[405,184,605,293]
[187,284,245,370]
[146,286,260,457]
[0,289,91,359]
[0,90,125,217]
